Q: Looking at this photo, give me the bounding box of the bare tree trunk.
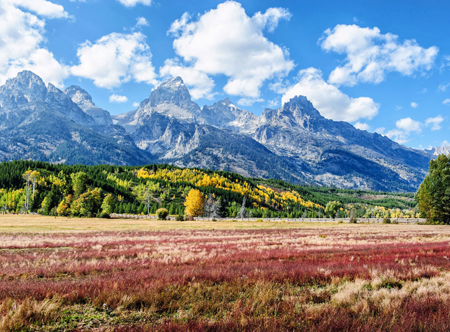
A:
[239,197,246,219]
[25,179,30,214]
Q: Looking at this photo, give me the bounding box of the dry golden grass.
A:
[0,214,386,233]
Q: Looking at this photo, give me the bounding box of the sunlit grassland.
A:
[0,214,372,233]
[1,216,450,331]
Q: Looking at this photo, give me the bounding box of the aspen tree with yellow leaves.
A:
[184,189,205,217]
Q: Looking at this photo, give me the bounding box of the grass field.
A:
[1,216,450,331]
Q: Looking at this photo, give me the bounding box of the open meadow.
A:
[2,216,450,331]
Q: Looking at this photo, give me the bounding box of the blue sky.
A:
[2,0,450,149]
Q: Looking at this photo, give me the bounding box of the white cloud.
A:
[166,1,294,98]
[0,1,70,87]
[237,97,264,106]
[135,17,149,27]
[385,129,410,144]
[395,105,403,110]
[71,32,157,89]
[320,24,438,86]
[160,58,215,99]
[133,102,139,107]
[395,117,421,133]
[109,94,128,103]
[9,0,70,19]
[375,127,385,135]
[354,122,369,131]
[117,0,151,7]
[411,102,418,108]
[439,83,450,91]
[442,140,450,147]
[443,99,450,105]
[440,55,450,71]
[268,99,279,108]
[425,115,444,130]
[281,68,379,122]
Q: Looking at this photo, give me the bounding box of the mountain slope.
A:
[247,96,429,191]
[116,78,307,183]
[0,71,432,191]
[0,71,152,165]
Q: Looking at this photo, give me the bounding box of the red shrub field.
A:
[2,222,450,331]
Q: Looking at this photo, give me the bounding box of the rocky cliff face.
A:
[64,85,113,127]
[0,71,434,191]
[249,96,430,190]
[0,71,151,165]
[426,146,450,157]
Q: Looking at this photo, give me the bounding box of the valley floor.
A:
[1,216,450,331]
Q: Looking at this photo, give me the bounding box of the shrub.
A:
[350,216,357,223]
[156,208,169,220]
[338,220,343,224]
[175,214,184,221]
[391,220,398,224]
[383,217,391,224]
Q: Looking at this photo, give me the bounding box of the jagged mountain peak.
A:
[11,70,45,86]
[160,76,184,89]
[1,70,47,104]
[220,97,233,105]
[64,86,113,127]
[134,76,201,118]
[149,76,195,108]
[282,96,321,117]
[65,85,94,105]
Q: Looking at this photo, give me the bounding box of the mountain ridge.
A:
[0,71,439,191]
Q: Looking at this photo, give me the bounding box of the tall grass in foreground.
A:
[1,225,450,331]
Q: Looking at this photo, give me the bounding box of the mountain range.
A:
[0,71,441,191]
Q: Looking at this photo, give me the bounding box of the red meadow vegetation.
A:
[1,223,450,331]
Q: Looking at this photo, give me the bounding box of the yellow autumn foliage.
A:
[184,189,205,217]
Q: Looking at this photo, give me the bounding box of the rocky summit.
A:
[0,71,440,191]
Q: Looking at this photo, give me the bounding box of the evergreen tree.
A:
[416,154,450,223]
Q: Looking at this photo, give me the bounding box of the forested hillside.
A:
[0,161,418,219]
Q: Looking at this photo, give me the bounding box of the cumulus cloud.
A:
[135,17,149,27]
[425,115,444,130]
[0,0,70,87]
[385,129,410,144]
[109,94,128,103]
[281,68,379,122]
[375,127,385,135]
[320,24,438,86]
[395,117,421,133]
[443,99,450,105]
[385,117,421,144]
[9,0,70,19]
[237,97,264,106]
[132,102,140,107]
[384,116,442,144]
[71,32,157,89]
[117,0,151,7]
[165,1,294,98]
[354,122,369,131]
[411,102,418,108]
